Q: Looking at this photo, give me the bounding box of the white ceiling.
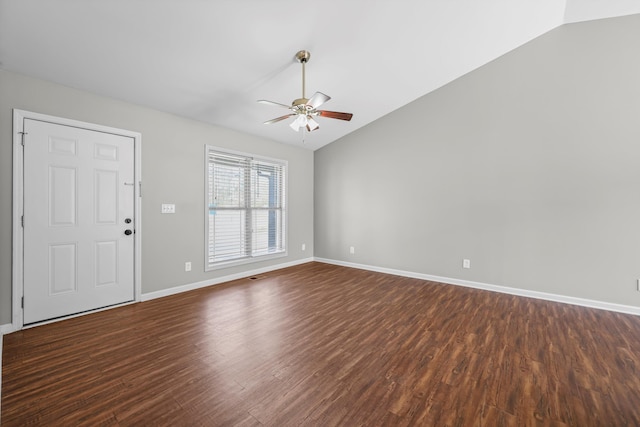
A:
[1,1,639,151]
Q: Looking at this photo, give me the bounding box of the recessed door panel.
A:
[49,243,77,295]
[49,166,77,227]
[49,136,77,156]
[23,119,135,324]
[95,241,118,287]
[94,143,118,161]
[95,170,118,225]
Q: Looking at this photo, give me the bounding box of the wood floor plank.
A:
[3,262,640,426]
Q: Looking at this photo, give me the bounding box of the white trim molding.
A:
[0,332,3,422]
[142,257,315,302]
[0,324,14,335]
[314,257,640,316]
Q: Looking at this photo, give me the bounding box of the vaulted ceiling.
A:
[1,1,639,150]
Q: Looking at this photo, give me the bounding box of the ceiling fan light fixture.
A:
[306,116,319,131]
[259,50,353,135]
[290,115,307,131]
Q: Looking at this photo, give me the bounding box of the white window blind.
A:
[206,146,286,269]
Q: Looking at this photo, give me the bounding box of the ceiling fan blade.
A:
[307,92,331,109]
[258,100,292,109]
[317,110,353,121]
[264,114,295,124]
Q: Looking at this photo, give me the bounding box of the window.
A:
[206,146,286,270]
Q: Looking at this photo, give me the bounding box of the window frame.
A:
[204,145,287,271]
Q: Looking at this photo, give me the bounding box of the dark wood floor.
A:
[3,262,640,426]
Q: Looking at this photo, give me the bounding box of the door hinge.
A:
[21,296,24,308]
[139,181,142,197]
[19,131,27,146]
[21,215,24,227]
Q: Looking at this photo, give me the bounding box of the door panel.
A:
[23,119,135,324]
[95,240,118,286]
[49,165,77,226]
[49,243,77,294]
[95,169,118,224]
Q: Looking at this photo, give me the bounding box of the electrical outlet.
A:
[463,259,471,269]
[302,243,306,251]
[185,261,192,272]
[161,203,176,214]
[350,246,355,255]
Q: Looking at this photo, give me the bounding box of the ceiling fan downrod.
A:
[295,50,311,102]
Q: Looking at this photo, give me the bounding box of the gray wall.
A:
[315,14,640,307]
[0,70,314,325]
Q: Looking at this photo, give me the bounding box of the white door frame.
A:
[12,109,142,330]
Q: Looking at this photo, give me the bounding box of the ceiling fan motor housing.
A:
[292,98,313,114]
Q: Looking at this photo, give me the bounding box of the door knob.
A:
[124,229,133,236]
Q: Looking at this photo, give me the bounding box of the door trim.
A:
[12,109,142,330]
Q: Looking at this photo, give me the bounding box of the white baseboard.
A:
[141,257,315,302]
[314,257,640,316]
[0,323,15,335]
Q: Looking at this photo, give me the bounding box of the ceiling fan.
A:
[258,50,353,132]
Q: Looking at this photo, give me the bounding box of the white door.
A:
[23,119,135,324]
